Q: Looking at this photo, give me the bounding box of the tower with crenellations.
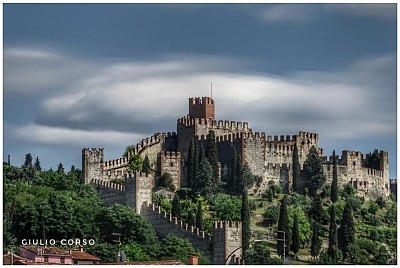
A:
[83,96,390,203]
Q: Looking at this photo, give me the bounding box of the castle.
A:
[83,96,390,200]
[82,96,390,263]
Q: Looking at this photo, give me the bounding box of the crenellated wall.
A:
[140,202,242,264]
[90,172,154,213]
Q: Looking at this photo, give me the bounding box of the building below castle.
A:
[83,96,390,203]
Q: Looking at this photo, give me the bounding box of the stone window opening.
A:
[170,162,174,167]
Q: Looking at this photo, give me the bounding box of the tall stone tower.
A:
[189,97,215,120]
[82,148,104,184]
[213,221,242,264]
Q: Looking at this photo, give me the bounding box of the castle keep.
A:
[82,96,390,263]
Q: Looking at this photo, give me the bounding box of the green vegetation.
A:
[128,154,143,172]
[4,144,397,265]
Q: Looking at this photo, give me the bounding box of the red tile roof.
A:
[70,250,101,261]
[3,253,33,265]
[20,246,70,256]
[103,260,183,265]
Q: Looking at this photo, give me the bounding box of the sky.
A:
[3,3,397,178]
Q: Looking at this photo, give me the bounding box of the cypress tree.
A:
[328,205,338,261]
[310,222,320,259]
[34,156,42,171]
[187,210,196,226]
[206,130,219,181]
[142,155,151,174]
[338,201,355,261]
[172,194,182,220]
[331,150,338,203]
[304,146,326,196]
[187,138,196,188]
[277,197,290,258]
[194,139,199,181]
[241,190,251,252]
[310,195,323,224]
[195,199,203,230]
[230,145,238,193]
[23,153,33,167]
[197,156,215,200]
[291,214,300,259]
[292,145,300,193]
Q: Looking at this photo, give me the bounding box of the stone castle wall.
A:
[140,202,242,264]
[159,151,181,190]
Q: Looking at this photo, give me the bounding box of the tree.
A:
[195,199,203,230]
[123,145,135,158]
[142,155,151,174]
[292,145,300,193]
[310,222,320,259]
[309,195,323,223]
[98,204,158,246]
[23,153,33,167]
[57,162,64,174]
[304,146,326,196]
[159,172,176,191]
[196,156,216,200]
[331,150,338,203]
[277,197,290,258]
[86,243,119,263]
[244,241,283,264]
[291,214,300,259]
[238,163,255,194]
[34,156,42,171]
[368,201,379,215]
[212,194,241,221]
[229,145,238,193]
[206,130,219,181]
[159,234,208,264]
[171,194,182,220]
[187,138,196,188]
[187,209,196,226]
[264,204,280,226]
[288,206,311,248]
[128,154,143,172]
[338,201,355,261]
[328,205,338,261]
[241,191,251,252]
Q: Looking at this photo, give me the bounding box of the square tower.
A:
[189,97,215,120]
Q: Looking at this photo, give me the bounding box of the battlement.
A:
[265,162,282,170]
[189,96,215,120]
[190,96,214,106]
[103,132,175,170]
[215,132,244,142]
[297,131,319,141]
[83,148,104,154]
[267,135,296,142]
[91,178,126,191]
[361,167,384,178]
[177,115,250,132]
[124,171,151,178]
[159,151,181,159]
[213,221,242,229]
[143,202,212,240]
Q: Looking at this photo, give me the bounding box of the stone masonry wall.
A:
[159,151,181,190]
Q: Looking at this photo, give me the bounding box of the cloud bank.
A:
[4,47,396,153]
